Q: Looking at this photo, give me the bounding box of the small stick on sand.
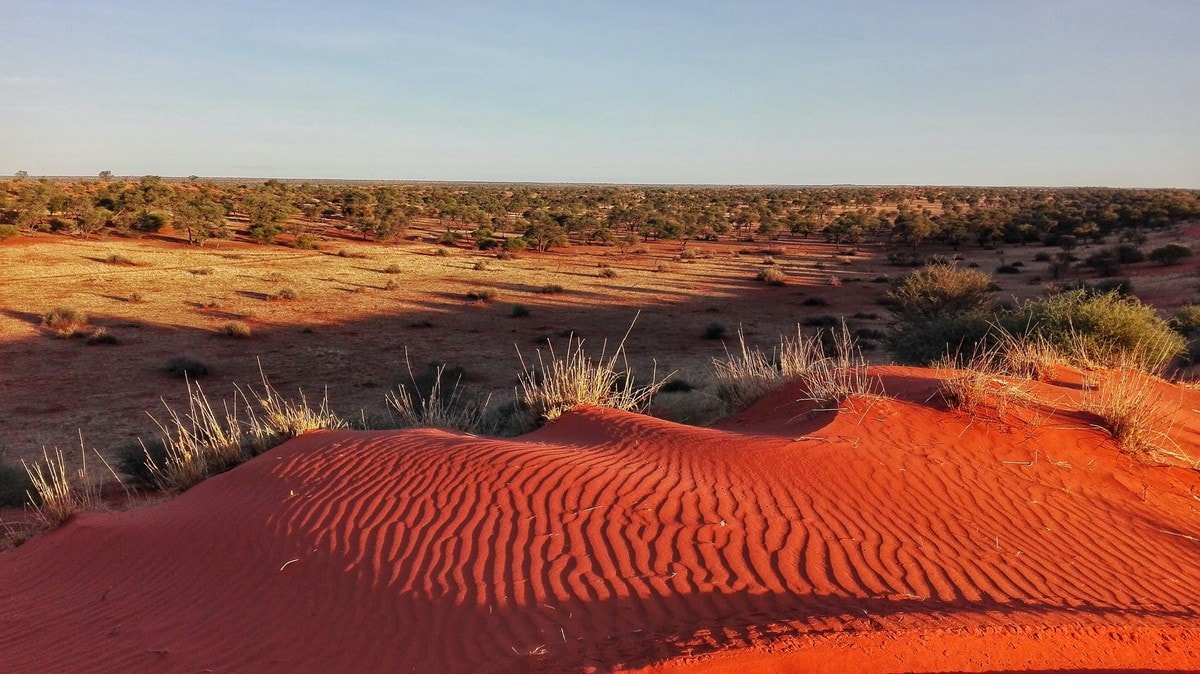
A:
[279,558,299,571]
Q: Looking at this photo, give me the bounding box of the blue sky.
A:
[1,1,1197,186]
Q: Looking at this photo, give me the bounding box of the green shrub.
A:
[887,263,994,325]
[1009,290,1185,371]
[511,304,531,318]
[1116,244,1145,263]
[703,321,727,340]
[0,225,19,241]
[294,233,320,250]
[802,296,828,306]
[1172,305,1200,336]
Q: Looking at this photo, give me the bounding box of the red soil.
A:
[2,366,1200,672]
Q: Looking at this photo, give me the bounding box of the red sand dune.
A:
[3,366,1200,672]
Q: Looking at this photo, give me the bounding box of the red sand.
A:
[2,366,1200,672]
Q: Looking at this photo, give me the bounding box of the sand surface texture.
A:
[2,366,1199,672]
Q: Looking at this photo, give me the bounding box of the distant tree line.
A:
[2,173,1198,253]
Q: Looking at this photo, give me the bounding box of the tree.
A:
[175,192,228,244]
[76,207,112,238]
[98,170,113,182]
[892,209,935,250]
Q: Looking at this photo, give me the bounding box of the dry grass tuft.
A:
[516,320,667,429]
[144,371,344,492]
[1081,369,1189,465]
[22,442,103,529]
[712,322,878,413]
[797,321,879,408]
[937,344,1036,423]
[387,357,490,432]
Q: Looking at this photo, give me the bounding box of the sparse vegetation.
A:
[386,360,490,433]
[85,327,119,345]
[465,288,496,302]
[270,287,298,301]
[511,304,531,318]
[383,263,403,274]
[703,321,727,340]
[104,253,137,266]
[540,284,565,294]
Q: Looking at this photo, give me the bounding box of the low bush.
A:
[756,267,785,285]
[0,460,34,507]
[511,304,531,318]
[0,225,19,241]
[802,296,828,306]
[703,321,727,340]
[465,288,496,302]
[270,287,298,301]
[165,356,208,379]
[382,263,402,274]
[105,253,137,266]
[540,284,565,294]
[887,263,994,325]
[219,321,252,338]
[42,306,87,330]
[598,265,618,278]
[85,327,119,345]
[996,264,1020,274]
[802,315,838,327]
[1172,305,1200,336]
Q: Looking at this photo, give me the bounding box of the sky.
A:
[1,1,1197,186]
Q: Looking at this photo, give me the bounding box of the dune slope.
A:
[2,366,1200,672]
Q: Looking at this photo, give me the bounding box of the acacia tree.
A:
[176,191,228,245]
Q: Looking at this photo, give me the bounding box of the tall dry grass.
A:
[1081,368,1189,465]
[516,324,668,429]
[386,357,490,432]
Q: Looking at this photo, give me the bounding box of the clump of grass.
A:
[1081,369,1188,464]
[85,327,119,345]
[541,284,565,294]
[712,330,783,411]
[264,272,287,282]
[165,355,208,379]
[802,296,829,306]
[337,248,368,259]
[143,373,344,492]
[22,444,104,529]
[465,288,496,302]
[511,304,531,318]
[936,344,1035,423]
[42,306,87,330]
[796,322,878,408]
[756,267,785,285]
[219,321,252,338]
[598,265,618,278]
[516,321,668,429]
[190,267,214,275]
[386,358,490,432]
[383,279,398,290]
[432,248,450,257]
[382,263,403,274]
[270,287,298,301]
[473,260,489,271]
[104,253,137,266]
